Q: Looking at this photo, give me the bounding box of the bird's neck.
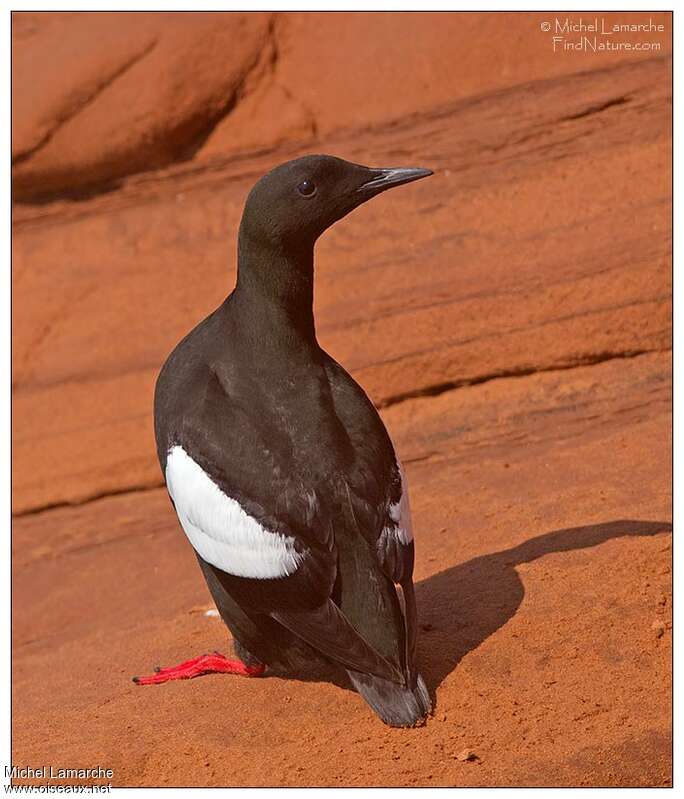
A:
[232,228,318,352]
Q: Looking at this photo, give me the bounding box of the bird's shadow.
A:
[413,519,671,697]
[270,519,670,696]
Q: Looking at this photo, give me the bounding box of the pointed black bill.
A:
[357,167,433,196]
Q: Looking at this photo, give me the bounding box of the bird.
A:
[134,154,433,727]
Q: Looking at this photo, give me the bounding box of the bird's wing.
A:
[164,453,339,618]
[322,354,419,681]
[344,458,419,683]
[323,354,416,581]
[273,600,402,682]
[166,441,403,680]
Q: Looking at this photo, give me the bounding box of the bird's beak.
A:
[357,167,433,197]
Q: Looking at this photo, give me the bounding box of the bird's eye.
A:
[297,179,316,197]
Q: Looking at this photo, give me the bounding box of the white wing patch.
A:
[387,461,413,545]
[165,445,303,579]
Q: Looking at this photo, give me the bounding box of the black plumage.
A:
[153,154,433,726]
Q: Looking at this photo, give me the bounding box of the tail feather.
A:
[346,668,431,728]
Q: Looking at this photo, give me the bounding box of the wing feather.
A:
[272,600,403,683]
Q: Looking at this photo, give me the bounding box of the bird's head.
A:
[238,154,433,253]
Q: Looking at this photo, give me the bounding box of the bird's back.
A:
[155,304,404,665]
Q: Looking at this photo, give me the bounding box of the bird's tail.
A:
[346,668,431,728]
[345,576,431,728]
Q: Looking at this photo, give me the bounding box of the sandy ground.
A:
[12,12,671,787]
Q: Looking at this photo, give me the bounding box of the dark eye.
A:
[297,179,316,197]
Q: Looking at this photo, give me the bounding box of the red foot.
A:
[132,652,265,685]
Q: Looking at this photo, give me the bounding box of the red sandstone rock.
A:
[12,11,273,200]
[12,11,671,200]
[11,55,671,514]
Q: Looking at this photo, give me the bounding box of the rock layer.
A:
[12,54,671,514]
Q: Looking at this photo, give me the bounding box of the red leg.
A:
[132,651,265,685]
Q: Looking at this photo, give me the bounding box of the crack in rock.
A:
[378,348,670,408]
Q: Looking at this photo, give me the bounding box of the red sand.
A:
[12,12,671,787]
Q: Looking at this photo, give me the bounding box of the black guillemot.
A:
[136,154,433,727]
